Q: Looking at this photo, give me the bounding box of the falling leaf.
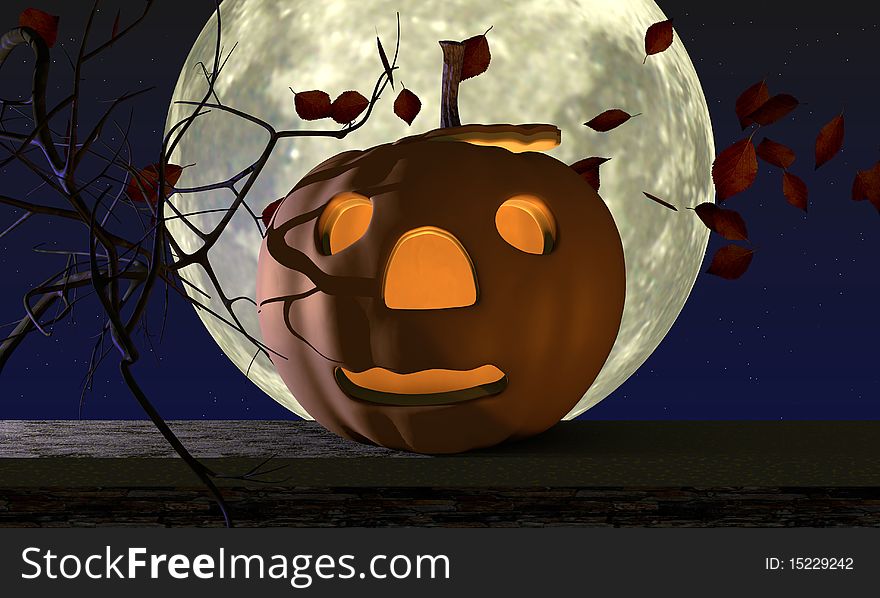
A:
[782,171,808,212]
[393,88,421,125]
[111,10,120,39]
[706,245,754,280]
[570,157,611,192]
[712,138,758,200]
[735,79,769,130]
[584,109,638,132]
[693,203,749,241]
[643,19,674,62]
[852,161,880,206]
[747,93,799,126]
[852,171,867,201]
[262,198,284,227]
[292,89,331,121]
[330,90,369,124]
[756,138,796,169]
[643,191,677,211]
[377,36,394,89]
[461,27,492,80]
[814,113,844,170]
[126,163,183,204]
[19,8,59,48]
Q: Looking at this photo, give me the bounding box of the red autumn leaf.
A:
[747,93,799,126]
[584,109,638,132]
[570,157,611,192]
[393,88,421,125]
[19,8,59,48]
[643,19,674,62]
[756,138,796,170]
[815,113,844,170]
[330,90,369,124]
[111,10,121,39]
[852,161,880,205]
[126,163,183,204]
[852,171,867,201]
[693,203,749,241]
[706,245,754,280]
[461,28,492,80]
[782,171,808,212]
[712,138,758,201]
[735,79,769,130]
[292,89,331,121]
[643,191,677,211]
[262,198,284,227]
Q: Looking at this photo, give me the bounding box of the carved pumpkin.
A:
[256,123,625,453]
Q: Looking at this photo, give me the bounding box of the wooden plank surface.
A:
[2,420,879,487]
[2,420,879,527]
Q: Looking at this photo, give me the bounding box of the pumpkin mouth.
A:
[334,365,508,406]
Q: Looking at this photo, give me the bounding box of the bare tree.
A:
[0,1,401,526]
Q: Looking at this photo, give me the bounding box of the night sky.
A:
[1,0,878,422]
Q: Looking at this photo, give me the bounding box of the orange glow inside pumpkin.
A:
[339,365,505,395]
[383,226,478,310]
[423,124,561,153]
[495,196,557,255]
[458,136,559,153]
[318,192,373,254]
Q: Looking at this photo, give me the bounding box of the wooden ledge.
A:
[2,420,879,488]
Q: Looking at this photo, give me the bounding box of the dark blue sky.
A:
[1,0,878,421]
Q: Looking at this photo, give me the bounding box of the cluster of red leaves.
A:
[571,23,676,211]
[575,110,636,192]
[571,20,671,191]
[571,19,865,283]
[291,31,429,127]
[292,89,371,125]
[693,204,748,241]
[704,76,851,279]
[293,83,421,126]
[271,27,497,224]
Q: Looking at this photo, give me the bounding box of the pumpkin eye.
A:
[495,196,556,255]
[317,192,373,255]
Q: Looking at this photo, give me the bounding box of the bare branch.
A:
[0,211,33,239]
[0,28,65,170]
[82,1,157,62]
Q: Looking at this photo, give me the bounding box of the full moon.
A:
[165,0,714,420]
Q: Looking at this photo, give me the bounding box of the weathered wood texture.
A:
[3,487,879,528]
[1,421,879,527]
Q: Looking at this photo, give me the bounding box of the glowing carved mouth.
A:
[334,365,508,406]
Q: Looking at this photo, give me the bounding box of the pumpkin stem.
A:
[439,40,464,128]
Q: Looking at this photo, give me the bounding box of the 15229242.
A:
[789,557,854,571]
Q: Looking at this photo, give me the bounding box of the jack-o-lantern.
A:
[256,122,626,453]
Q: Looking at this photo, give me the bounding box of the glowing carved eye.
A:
[317,192,373,255]
[495,196,557,255]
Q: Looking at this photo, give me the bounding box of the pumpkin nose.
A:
[383,226,478,310]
